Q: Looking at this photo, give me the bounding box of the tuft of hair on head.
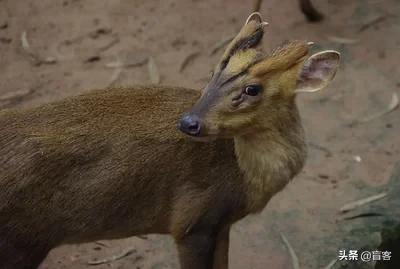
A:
[244,39,340,97]
[250,40,310,77]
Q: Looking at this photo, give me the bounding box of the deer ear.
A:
[295,50,340,93]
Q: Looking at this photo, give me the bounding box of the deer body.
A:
[0,13,339,269]
[0,86,303,269]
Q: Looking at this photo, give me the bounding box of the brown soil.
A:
[1,0,399,268]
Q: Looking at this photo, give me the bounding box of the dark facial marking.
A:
[220,27,264,71]
[231,28,264,54]
[220,70,248,87]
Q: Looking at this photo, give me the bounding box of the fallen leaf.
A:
[108,67,123,87]
[323,259,337,269]
[359,16,386,32]
[87,247,136,265]
[280,232,300,269]
[358,92,399,123]
[327,36,359,45]
[148,56,160,84]
[105,57,148,68]
[340,192,387,213]
[180,51,201,72]
[21,31,57,65]
[210,35,234,56]
[85,55,101,63]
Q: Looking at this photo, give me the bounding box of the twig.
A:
[87,247,136,265]
[359,15,386,32]
[179,51,201,73]
[0,86,39,109]
[339,192,387,213]
[105,57,148,68]
[322,258,337,269]
[327,36,358,45]
[108,67,123,87]
[21,31,57,65]
[94,241,110,248]
[280,232,300,269]
[97,35,120,53]
[309,143,332,157]
[357,93,399,123]
[210,35,234,56]
[341,212,384,221]
[21,31,41,65]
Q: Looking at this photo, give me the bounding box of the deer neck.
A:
[233,106,307,211]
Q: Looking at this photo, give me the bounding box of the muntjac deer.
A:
[0,13,339,269]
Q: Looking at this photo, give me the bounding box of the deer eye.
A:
[244,85,262,96]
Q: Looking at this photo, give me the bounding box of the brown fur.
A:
[0,86,249,268]
[0,85,305,269]
[0,13,338,269]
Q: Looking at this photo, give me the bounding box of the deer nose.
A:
[178,114,202,136]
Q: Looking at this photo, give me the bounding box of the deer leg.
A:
[212,225,231,269]
[176,227,218,269]
[0,241,49,269]
[299,0,324,22]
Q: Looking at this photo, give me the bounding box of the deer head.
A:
[178,13,340,138]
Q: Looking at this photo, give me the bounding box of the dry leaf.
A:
[210,35,234,56]
[359,16,386,32]
[108,67,123,87]
[43,56,57,64]
[148,56,160,84]
[97,35,120,53]
[327,36,359,45]
[0,85,40,109]
[323,259,337,269]
[340,192,387,213]
[105,57,148,68]
[85,55,101,63]
[21,31,57,65]
[21,31,30,51]
[0,89,33,102]
[358,93,399,123]
[280,232,300,269]
[180,51,201,72]
[87,247,136,265]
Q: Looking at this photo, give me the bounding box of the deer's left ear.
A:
[295,50,340,93]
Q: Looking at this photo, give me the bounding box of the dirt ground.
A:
[1,0,400,268]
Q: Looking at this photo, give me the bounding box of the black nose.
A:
[178,114,202,136]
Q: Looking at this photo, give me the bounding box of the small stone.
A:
[318,174,330,179]
[85,55,101,63]
[0,22,8,29]
[0,37,12,44]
